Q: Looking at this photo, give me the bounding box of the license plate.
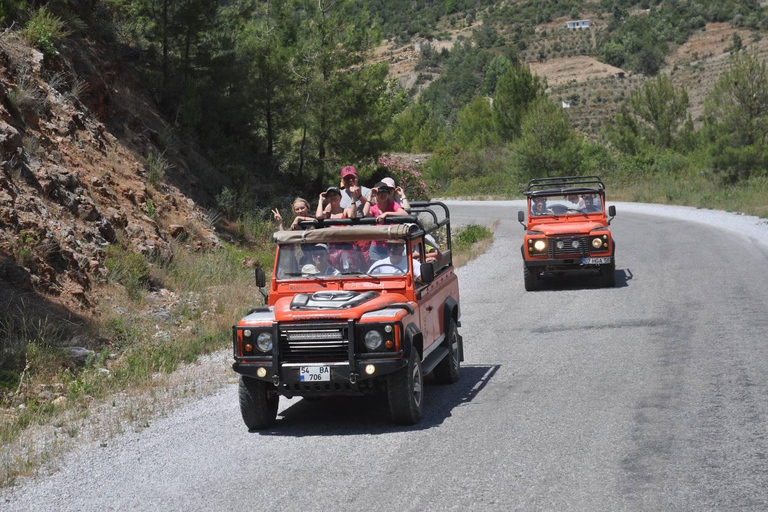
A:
[581,257,611,265]
[300,366,330,382]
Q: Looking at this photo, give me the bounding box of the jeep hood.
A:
[273,290,408,321]
[529,220,608,236]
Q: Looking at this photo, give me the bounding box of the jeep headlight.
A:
[591,238,604,249]
[256,332,273,352]
[533,240,546,252]
[364,330,383,351]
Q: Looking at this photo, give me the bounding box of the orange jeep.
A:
[232,202,463,428]
[518,176,617,291]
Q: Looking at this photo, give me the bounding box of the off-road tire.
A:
[601,260,616,288]
[433,318,461,384]
[524,265,539,291]
[387,351,424,425]
[239,376,279,430]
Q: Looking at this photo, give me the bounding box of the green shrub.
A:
[454,224,492,251]
[104,246,151,301]
[144,151,172,188]
[21,7,72,56]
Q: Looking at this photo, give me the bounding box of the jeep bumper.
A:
[233,356,407,397]
[524,255,613,271]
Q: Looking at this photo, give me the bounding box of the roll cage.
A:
[293,200,454,266]
[523,175,606,199]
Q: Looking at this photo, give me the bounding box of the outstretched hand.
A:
[272,208,282,223]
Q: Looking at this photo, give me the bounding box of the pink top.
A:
[370,201,404,249]
[369,201,403,217]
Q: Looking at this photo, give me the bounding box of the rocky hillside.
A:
[1,30,222,313]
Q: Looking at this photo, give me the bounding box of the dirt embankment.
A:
[1,32,222,313]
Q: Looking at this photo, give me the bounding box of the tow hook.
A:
[349,373,358,384]
[272,375,280,386]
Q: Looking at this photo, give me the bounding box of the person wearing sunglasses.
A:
[368,241,421,278]
[363,181,409,260]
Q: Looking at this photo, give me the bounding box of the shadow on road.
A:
[254,364,501,437]
[532,267,633,291]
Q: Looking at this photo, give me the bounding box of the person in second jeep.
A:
[519,176,617,290]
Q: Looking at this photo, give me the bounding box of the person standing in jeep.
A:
[339,166,370,217]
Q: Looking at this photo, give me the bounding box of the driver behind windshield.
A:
[531,197,551,216]
[368,240,421,278]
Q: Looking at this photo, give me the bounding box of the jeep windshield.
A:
[275,241,418,279]
[530,193,603,217]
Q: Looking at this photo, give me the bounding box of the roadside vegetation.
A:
[0,211,494,486]
[3,0,768,487]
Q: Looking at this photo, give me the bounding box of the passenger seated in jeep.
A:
[582,194,601,213]
[307,243,340,275]
[531,197,552,216]
[368,240,421,278]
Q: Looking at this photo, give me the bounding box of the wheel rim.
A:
[412,363,422,407]
[450,330,459,367]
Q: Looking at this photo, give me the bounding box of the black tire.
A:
[524,265,538,291]
[387,351,424,425]
[433,318,461,384]
[601,260,616,288]
[239,376,279,430]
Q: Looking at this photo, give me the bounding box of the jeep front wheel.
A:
[239,376,279,430]
[524,265,539,291]
[601,260,616,288]
[434,318,461,384]
[387,351,424,425]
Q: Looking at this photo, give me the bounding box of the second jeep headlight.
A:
[533,240,547,252]
[364,330,383,351]
[256,332,273,352]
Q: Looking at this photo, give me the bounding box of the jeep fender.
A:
[443,296,459,335]
[404,323,422,360]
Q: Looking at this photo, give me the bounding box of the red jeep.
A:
[232,202,463,428]
[518,176,617,291]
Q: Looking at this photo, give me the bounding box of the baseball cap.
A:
[341,166,357,178]
[312,243,329,252]
[381,177,396,189]
[373,181,393,191]
[325,186,341,196]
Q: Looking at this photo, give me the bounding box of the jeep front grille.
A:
[547,236,589,257]
[278,324,349,363]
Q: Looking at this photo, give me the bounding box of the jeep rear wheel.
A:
[524,265,539,291]
[434,318,461,384]
[387,351,424,425]
[601,260,616,288]
[239,376,279,430]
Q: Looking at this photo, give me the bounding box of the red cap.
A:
[341,166,357,178]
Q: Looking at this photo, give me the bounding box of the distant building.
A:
[565,20,591,29]
[562,102,571,109]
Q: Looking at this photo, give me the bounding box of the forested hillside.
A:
[3,0,768,473]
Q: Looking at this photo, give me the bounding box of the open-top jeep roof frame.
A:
[524,175,606,198]
[294,200,453,263]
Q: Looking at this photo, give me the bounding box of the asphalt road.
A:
[3,201,768,511]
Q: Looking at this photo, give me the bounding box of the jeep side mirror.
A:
[608,205,616,224]
[255,267,269,304]
[420,262,435,284]
[255,267,266,288]
[518,210,525,226]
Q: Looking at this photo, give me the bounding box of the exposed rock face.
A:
[0,33,221,311]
